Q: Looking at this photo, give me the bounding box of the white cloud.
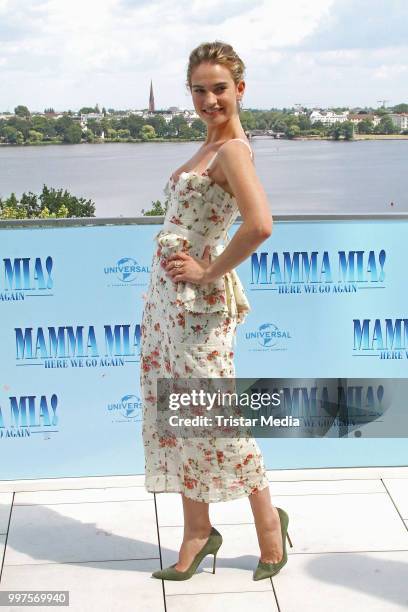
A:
[0,0,407,111]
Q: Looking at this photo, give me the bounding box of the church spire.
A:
[149,79,155,112]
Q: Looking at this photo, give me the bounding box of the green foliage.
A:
[0,185,95,219]
[63,122,82,143]
[357,119,374,134]
[374,115,396,135]
[146,114,168,137]
[287,124,301,139]
[28,129,43,143]
[117,128,131,139]
[86,129,95,142]
[393,103,408,113]
[79,106,99,114]
[168,115,189,137]
[327,121,354,140]
[329,122,344,140]
[1,104,407,147]
[141,125,156,140]
[239,110,257,131]
[141,199,168,216]
[342,121,354,140]
[14,105,30,118]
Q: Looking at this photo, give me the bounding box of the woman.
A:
[140,41,291,582]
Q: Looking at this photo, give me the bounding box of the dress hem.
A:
[144,474,270,503]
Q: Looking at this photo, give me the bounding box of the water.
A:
[0,139,406,217]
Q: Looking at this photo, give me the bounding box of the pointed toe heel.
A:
[253,507,290,581]
[152,526,222,581]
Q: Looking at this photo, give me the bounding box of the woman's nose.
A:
[204,94,218,105]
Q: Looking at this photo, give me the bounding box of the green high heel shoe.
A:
[253,507,292,581]
[152,526,223,581]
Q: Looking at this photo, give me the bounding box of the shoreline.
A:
[1,134,408,147]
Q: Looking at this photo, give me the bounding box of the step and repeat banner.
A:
[0,219,407,480]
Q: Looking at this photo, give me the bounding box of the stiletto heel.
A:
[286,530,293,548]
[253,507,290,581]
[152,526,222,581]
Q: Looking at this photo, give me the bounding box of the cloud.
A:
[298,0,408,50]
[0,0,407,110]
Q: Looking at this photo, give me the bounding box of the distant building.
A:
[309,110,349,125]
[348,113,381,127]
[79,112,104,130]
[80,113,104,122]
[159,108,200,125]
[389,113,408,132]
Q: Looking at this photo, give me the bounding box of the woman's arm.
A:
[203,140,273,283]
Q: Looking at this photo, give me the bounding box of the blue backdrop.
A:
[0,219,407,480]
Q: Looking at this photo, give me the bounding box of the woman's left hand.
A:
[165,246,212,286]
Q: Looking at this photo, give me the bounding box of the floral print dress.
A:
[140,138,270,503]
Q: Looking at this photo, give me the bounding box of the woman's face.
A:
[190,62,244,126]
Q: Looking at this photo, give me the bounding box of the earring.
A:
[236,98,242,111]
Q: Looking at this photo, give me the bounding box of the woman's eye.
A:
[195,88,226,93]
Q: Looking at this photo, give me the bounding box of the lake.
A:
[0,139,406,217]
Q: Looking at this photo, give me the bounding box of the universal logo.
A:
[104,257,150,287]
[107,394,142,423]
[245,322,292,351]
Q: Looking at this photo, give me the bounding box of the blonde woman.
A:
[140,41,290,581]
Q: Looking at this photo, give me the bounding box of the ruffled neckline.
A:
[167,171,236,201]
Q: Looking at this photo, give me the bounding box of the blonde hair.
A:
[186,41,246,90]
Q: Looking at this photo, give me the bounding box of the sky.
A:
[1,0,407,112]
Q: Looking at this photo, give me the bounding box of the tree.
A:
[357,119,374,134]
[375,115,395,134]
[0,185,96,219]
[287,124,301,139]
[298,115,312,131]
[168,115,188,137]
[28,129,43,143]
[55,115,82,142]
[141,199,167,216]
[272,119,287,132]
[178,123,194,139]
[87,119,103,136]
[343,121,354,140]
[86,128,95,142]
[63,123,82,143]
[14,105,30,118]
[141,125,156,140]
[39,185,95,216]
[2,126,20,143]
[32,115,56,139]
[146,114,168,137]
[106,128,117,139]
[239,110,257,131]
[393,103,408,113]
[79,106,97,114]
[330,122,343,140]
[126,115,145,137]
[117,128,131,139]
